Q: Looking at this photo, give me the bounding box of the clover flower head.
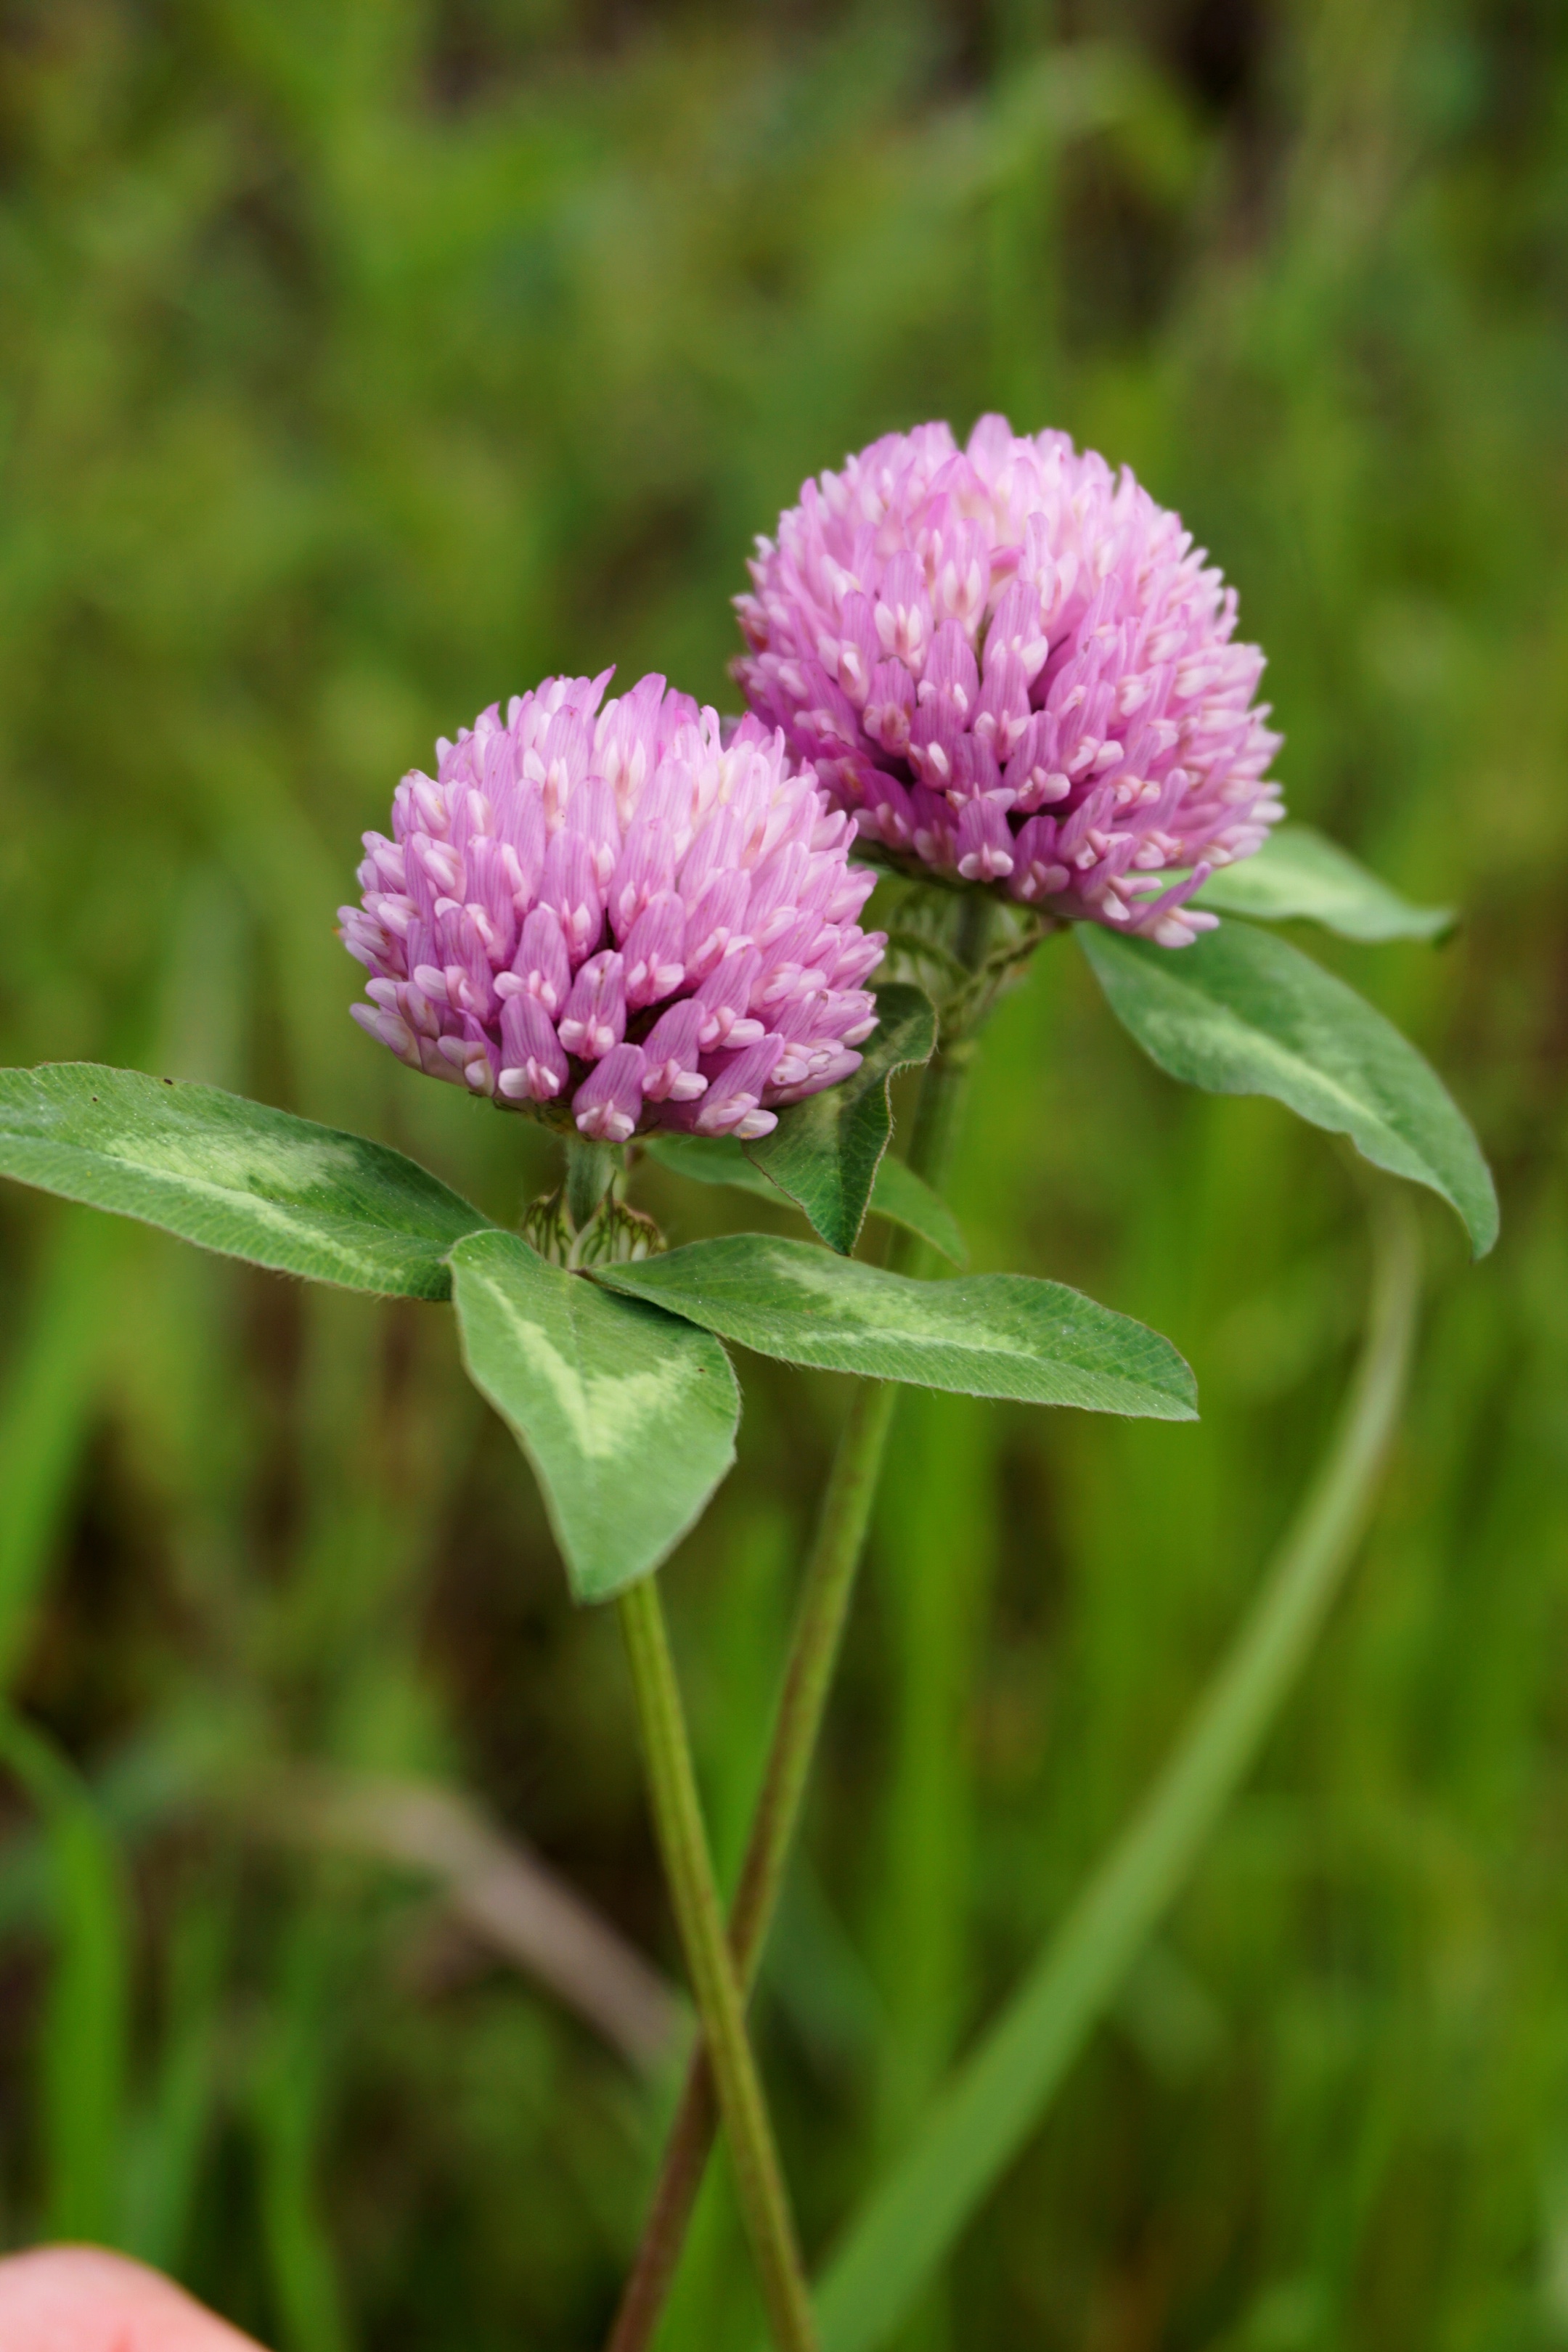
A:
[735,415,1283,945]
[340,672,885,1143]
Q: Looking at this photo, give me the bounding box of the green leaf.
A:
[590,1236,1196,1420]
[638,1132,783,1205]
[863,1154,966,1268]
[639,1130,966,1267]
[449,1230,740,1603]
[1192,825,1453,941]
[1078,922,1498,1257]
[0,1065,494,1299]
[743,983,937,1254]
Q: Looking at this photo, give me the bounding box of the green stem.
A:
[616,1575,820,2352]
[812,1188,1422,2352]
[565,1136,616,1233]
[892,1043,976,1272]
[605,1042,976,2352]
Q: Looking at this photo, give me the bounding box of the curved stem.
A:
[605,1042,976,2352]
[616,1575,819,2352]
[812,1188,1422,2352]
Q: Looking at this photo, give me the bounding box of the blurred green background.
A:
[1,1,1565,2345]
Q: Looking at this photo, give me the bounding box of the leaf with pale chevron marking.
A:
[0,1063,493,1298]
[450,1229,740,1601]
[1079,921,1497,1256]
[592,1236,1195,1419]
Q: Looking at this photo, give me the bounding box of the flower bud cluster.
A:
[341,674,884,1143]
[735,416,1283,944]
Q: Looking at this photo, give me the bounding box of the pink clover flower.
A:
[735,416,1283,944]
[341,674,883,1141]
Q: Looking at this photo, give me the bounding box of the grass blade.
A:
[123,1883,234,2274]
[252,1905,354,2352]
[0,1709,131,2246]
[0,1212,118,1687]
[809,1191,1421,2352]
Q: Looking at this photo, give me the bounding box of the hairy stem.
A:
[616,1575,819,2352]
[605,1039,976,2352]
